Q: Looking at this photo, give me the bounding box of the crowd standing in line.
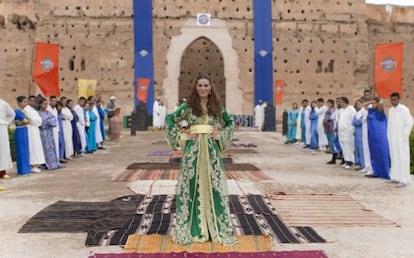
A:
[0,95,116,191]
[285,90,414,187]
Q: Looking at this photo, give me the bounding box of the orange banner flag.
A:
[274,80,284,105]
[374,42,403,98]
[32,43,60,97]
[137,78,150,103]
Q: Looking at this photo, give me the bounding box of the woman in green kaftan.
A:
[165,74,238,246]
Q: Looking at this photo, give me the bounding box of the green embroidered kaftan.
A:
[165,103,237,246]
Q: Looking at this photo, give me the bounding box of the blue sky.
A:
[366,0,414,6]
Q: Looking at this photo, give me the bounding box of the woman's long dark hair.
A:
[187,74,221,117]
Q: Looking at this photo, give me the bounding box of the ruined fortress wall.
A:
[1,0,414,117]
[367,5,414,110]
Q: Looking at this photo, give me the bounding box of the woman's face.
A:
[311,102,317,108]
[327,101,333,108]
[67,101,73,109]
[56,105,62,112]
[355,101,362,110]
[195,78,212,99]
[292,103,298,109]
[84,103,90,110]
[18,98,28,109]
[40,101,48,110]
[372,100,378,109]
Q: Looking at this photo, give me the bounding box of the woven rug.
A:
[124,235,273,253]
[19,195,326,247]
[268,193,398,227]
[85,194,326,246]
[112,163,271,182]
[229,142,258,148]
[226,149,258,154]
[147,151,172,157]
[89,250,328,258]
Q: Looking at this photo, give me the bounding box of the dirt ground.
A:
[1,130,413,258]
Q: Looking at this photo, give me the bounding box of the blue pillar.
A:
[133,0,154,114]
[253,0,274,106]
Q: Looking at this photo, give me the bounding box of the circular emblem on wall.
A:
[140,85,147,91]
[276,86,282,92]
[198,14,210,25]
[40,58,54,72]
[381,57,397,72]
[197,13,211,26]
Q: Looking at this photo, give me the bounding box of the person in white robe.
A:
[153,97,161,129]
[74,97,87,155]
[295,107,303,144]
[159,101,167,129]
[89,96,103,148]
[24,100,46,172]
[304,103,312,146]
[317,98,328,151]
[61,97,74,158]
[47,96,60,158]
[0,98,15,181]
[337,96,356,169]
[254,100,266,131]
[358,104,372,174]
[387,92,414,187]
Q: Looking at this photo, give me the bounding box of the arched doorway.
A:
[179,37,226,106]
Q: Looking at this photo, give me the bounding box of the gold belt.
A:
[190,125,213,134]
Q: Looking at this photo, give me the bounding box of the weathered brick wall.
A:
[1,0,413,116]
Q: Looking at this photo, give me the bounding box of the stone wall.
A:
[1,0,414,117]
[367,5,414,110]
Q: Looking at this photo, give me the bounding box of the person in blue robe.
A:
[96,99,106,142]
[352,100,365,170]
[67,99,81,155]
[324,99,338,164]
[14,96,31,175]
[300,99,308,144]
[56,101,66,162]
[38,99,62,170]
[309,101,319,149]
[366,97,390,179]
[85,102,97,153]
[286,103,299,143]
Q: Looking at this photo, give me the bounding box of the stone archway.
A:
[179,37,226,105]
[162,18,242,114]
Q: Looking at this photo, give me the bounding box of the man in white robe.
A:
[159,101,167,129]
[304,102,311,147]
[25,97,45,172]
[358,106,372,174]
[337,96,356,169]
[0,98,15,183]
[254,100,266,131]
[317,98,328,151]
[153,97,161,130]
[47,96,60,158]
[61,97,74,158]
[387,92,414,187]
[74,97,87,155]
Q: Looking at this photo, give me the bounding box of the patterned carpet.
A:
[89,250,329,258]
[124,235,273,253]
[19,194,326,247]
[112,163,271,182]
[268,193,398,227]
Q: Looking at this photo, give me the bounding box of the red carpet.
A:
[88,250,328,258]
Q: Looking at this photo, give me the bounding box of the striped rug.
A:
[268,193,398,227]
[89,250,328,258]
[123,235,273,253]
[112,163,270,182]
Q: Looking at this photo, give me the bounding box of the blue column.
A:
[253,0,274,106]
[133,0,154,114]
